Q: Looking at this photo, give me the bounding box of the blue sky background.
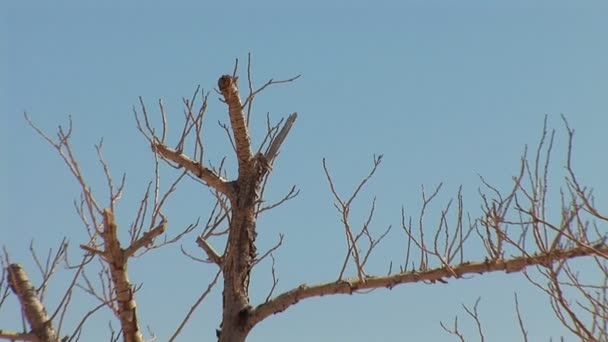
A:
[2,1,607,341]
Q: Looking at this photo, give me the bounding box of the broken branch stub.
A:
[7,264,59,342]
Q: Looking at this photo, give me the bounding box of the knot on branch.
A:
[218,75,237,93]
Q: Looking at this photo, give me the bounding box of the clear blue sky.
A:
[2,1,607,341]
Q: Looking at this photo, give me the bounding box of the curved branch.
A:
[249,243,608,328]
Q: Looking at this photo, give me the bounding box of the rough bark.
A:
[77,209,167,342]
[0,329,37,341]
[218,75,253,177]
[97,209,145,342]
[217,74,260,342]
[133,72,297,342]
[6,264,59,342]
[249,243,608,326]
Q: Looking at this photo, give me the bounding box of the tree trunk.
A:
[218,175,259,342]
[215,74,284,342]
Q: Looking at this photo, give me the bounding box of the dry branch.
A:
[124,216,167,258]
[0,330,37,341]
[250,244,608,327]
[196,236,223,266]
[78,209,147,342]
[6,264,59,342]
[213,66,299,341]
[151,142,234,198]
[100,209,142,342]
[265,113,297,164]
[18,64,605,342]
[218,75,253,176]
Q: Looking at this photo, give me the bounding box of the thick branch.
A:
[218,75,253,176]
[152,142,234,197]
[249,243,608,327]
[100,209,143,342]
[6,264,59,342]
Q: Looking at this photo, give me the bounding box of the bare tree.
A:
[2,58,606,342]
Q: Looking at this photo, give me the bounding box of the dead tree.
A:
[2,58,606,342]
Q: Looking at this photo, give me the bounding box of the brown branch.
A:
[249,243,608,327]
[196,236,223,266]
[97,209,143,342]
[0,330,37,341]
[462,298,485,342]
[440,317,466,342]
[257,185,299,215]
[169,270,222,342]
[242,75,301,112]
[323,155,384,281]
[124,216,167,258]
[242,54,300,123]
[514,293,529,342]
[79,245,103,256]
[265,254,279,303]
[252,234,284,267]
[67,302,105,342]
[25,114,102,232]
[152,142,234,198]
[218,75,253,177]
[6,264,59,342]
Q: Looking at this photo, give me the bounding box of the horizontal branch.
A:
[249,243,608,327]
[0,329,37,341]
[79,244,103,255]
[152,142,234,197]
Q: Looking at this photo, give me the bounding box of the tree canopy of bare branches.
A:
[2,58,606,342]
